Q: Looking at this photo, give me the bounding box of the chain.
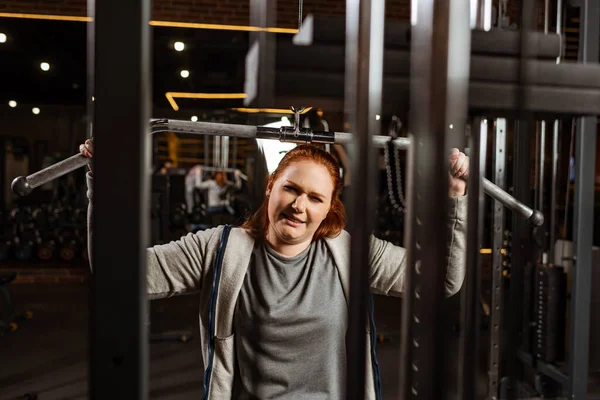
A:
[298,0,303,30]
[384,116,406,212]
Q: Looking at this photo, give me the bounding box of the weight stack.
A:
[533,264,566,363]
[522,262,537,353]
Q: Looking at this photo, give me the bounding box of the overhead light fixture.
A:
[32,107,40,115]
[375,114,381,120]
[40,62,50,71]
[8,100,17,108]
[0,33,7,43]
[165,92,247,111]
[191,116,198,122]
[0,12,298,34]
[180,69,190,78]
[230,107,313,115]
[174,41,185,51]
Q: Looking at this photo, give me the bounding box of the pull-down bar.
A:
[11,118,543,227]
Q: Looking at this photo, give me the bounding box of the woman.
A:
[80,140,469,399]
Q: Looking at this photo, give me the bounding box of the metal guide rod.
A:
[461,118,487,400]
[549,0,563,264]
[400,0,472,397]
[11,119,543,226]
[343,0,385,397]
[569,0,598,397]
[488,118,506,400]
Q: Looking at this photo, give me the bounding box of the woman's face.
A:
[266,160,334,247]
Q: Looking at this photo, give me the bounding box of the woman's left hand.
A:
[448,148,469,197]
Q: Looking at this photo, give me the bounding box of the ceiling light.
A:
[40,62,50,71]
[174,41,185,51]
[191,116,198,122]
[376,114,381,120]
[0,33,6,43]
[180,70,190,78]
[32,107,40,115]
[8,100,17,108]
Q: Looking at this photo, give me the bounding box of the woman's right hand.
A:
[79,138,94,173]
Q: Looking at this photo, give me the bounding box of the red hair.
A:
[241,144,346,241]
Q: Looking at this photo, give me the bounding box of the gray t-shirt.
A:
[233,240,348,399]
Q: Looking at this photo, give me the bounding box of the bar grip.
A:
[482,177,544,227]
[11,153,91,196]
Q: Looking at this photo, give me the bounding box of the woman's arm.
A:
[86,172,218,299]
[369,196,467,298]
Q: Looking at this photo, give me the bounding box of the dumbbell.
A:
[36,234,56,262]
[31,207,48,231]
[57,229,77,262]
[13,237,34,262]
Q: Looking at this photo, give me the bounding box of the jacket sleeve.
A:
[369,196,467,298]
[86,172,218,299]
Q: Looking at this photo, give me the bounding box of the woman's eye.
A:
[311,197,323,203]
[284,185,297,192]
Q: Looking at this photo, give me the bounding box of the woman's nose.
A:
[292,195,307,212]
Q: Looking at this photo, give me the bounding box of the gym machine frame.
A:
[9,0,598,398]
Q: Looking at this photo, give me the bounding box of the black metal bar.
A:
[246,0,276,124]
[90,0,150,398]
[461,118,487,400]
[489,118,507,400]
[516,350,569,385]
[569,1,599,398]
[86,0,95,140]
[344,0,384,397]
[400,0,471,398]
[506,120,533,399]
[539,121,546,221]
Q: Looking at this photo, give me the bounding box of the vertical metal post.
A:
[90,0,150,398]
[549,2,563,264]
[549,120,559,264]
[569,0,599,397]
[86,0,95,140]
[544,0,550,33]
[204,135,210,166]
[214,136,221,167]
[399,0,471,398]
[460,118,487,400]
[488,118,506,400]
[248,0,276,126]
[470,0,493,30]
[506,120,532,399]
[539,121,546,223]
[344,0,384,397]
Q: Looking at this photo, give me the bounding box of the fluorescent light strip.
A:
[230,107,312,114]
[0,12,298,33]
[165,92,247,111]
[0,12,91,22]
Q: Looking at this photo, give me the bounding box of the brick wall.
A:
[1,0,551,30]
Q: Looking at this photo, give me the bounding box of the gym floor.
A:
[4,281,597,400]
[0,282,416,400]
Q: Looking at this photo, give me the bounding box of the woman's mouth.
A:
[282,213,304,227]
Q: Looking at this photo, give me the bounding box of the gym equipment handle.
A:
[11,118,544,227]
[483,177,544,227]
[11,153,90,196]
